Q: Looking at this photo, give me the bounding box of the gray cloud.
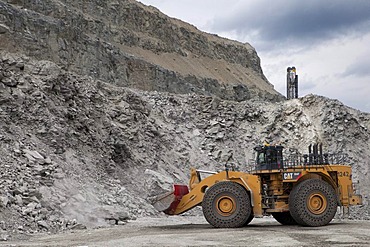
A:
[341,53,370,78]
[299,79,317,92]
[211,0,370,50]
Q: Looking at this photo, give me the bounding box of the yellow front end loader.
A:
[152,144,362,227]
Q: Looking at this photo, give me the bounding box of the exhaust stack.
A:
[287,66,298,99]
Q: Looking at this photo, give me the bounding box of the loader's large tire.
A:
[243,212,254,226]
[289,179,337,227]
[202,181,252,228]
[272,212,297,225]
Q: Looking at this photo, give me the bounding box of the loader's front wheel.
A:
[243,212,254,226]
[289,179,337,227]
[202,181,251,228]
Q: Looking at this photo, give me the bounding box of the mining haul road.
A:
[2,216,370,246]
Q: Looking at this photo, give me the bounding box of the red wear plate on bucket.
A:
[152,184,189,215]
[164,184,189,215]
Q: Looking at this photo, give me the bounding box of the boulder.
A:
[144,169,174,198]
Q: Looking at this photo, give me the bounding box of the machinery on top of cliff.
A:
[287,66,298,99]
[152,144,362,228]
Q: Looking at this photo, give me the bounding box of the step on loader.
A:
[152,144,362,227]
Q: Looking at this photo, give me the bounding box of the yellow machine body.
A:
[152,144,362,227]
[170,165,361,217]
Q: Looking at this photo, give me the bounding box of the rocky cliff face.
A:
[0,0,369,241]
[0,0,283,102]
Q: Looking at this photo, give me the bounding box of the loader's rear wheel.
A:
[289,179,337,227]
[202,181,252,228]
[272,212,297,225]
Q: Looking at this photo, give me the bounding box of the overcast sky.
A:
[139,0,370,113]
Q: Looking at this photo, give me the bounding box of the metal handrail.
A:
[250,153,350,171]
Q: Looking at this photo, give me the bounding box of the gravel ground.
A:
[2,216,370,247]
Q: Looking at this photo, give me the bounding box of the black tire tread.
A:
[289,179,337,227]
[244,213,254,226]
[202,181,251,228]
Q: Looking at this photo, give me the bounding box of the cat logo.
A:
[283,172,302,180]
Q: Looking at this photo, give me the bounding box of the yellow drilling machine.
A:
[153,144,362,227]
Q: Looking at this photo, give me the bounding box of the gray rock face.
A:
[0,0,283,102]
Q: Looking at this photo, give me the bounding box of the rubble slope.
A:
[0,53,369,238]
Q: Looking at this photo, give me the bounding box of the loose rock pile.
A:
[0,53,156,238]
[0,52,369,241]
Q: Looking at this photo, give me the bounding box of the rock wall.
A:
[0,0,283,102]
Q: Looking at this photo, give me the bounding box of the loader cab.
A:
[254,145,284,170]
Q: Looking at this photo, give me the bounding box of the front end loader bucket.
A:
[152,184,189,215]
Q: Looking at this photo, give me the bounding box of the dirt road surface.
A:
[2,216,370,247]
